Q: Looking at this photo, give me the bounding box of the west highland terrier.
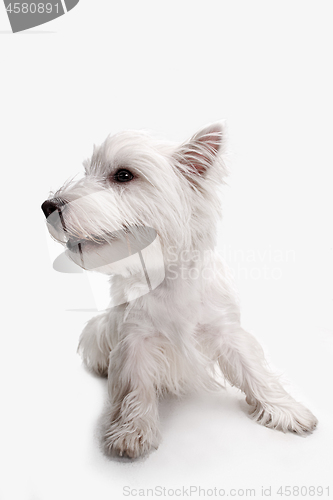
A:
[42,122,317,458]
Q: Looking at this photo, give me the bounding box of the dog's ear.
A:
[174,121,226,176]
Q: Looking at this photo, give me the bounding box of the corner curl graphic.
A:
[4,0,80,33]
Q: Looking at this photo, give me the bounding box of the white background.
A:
[1,2,332,499]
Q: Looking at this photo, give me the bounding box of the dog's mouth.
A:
[65,226,157,256]
[55,225,158,272]
[66,233,117,252]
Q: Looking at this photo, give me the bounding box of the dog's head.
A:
[42,122,227,274]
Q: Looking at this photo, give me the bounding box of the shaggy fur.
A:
[42,122,317,458]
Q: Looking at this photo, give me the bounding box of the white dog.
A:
[42,122,317,458]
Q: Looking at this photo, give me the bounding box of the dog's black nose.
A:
[41,198,67,218]
[41,200,58,218]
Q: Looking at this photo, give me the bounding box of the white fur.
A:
[44,122,317,458]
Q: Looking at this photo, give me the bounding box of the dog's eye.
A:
[114,169,134,182]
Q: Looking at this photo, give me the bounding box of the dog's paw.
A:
[249,400,318,435]
[103,420,160,458]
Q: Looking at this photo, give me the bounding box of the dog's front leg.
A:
[217,326,318,434]
[78,310,115,376]
[103,328,161,458]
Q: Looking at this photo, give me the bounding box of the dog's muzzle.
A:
[42,195,166,296]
